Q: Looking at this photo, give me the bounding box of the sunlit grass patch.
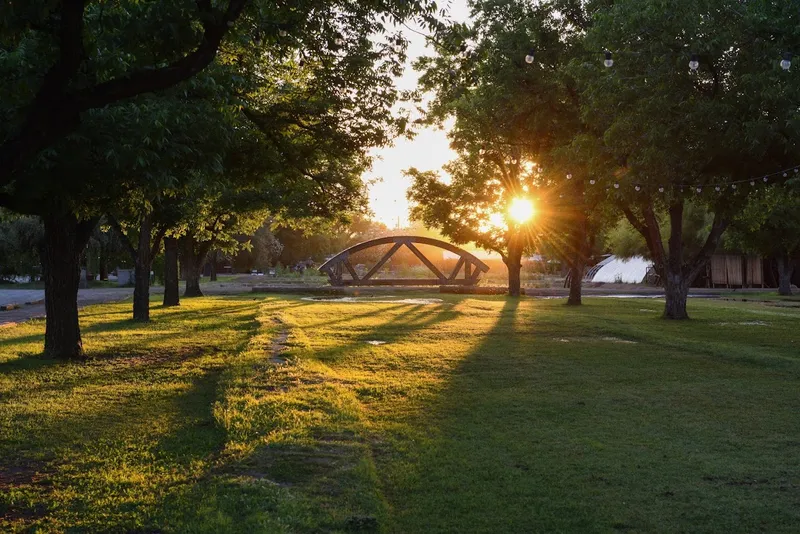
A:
[1,294,800,532]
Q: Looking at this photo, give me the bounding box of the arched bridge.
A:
[319,236,490,287]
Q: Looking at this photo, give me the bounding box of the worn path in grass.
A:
[1,294,799,532]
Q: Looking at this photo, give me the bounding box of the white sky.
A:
[365,0,471,228]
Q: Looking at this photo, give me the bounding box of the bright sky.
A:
[365,1,471,228]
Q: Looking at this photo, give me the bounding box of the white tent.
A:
[590,255,652,284]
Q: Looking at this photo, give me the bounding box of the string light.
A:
[279,29,288,37]
[566,173,572,180]
[696,186,702,192]
[781,52,792,71]
[571,163,800,193]
[525,48,535,64]
[526,49,795,74]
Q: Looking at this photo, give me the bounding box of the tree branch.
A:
[150,225,169,261]
[0,0,249,187]
[108,216,138,261]
[687,210,729,282]
[73,0,248,110]
[641,200,666,271]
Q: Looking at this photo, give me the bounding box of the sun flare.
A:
[508,197,535,224]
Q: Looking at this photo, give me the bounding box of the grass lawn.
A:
[1,294,799,532]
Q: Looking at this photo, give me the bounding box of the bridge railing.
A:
[318,236,490,287]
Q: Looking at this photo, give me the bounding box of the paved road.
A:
[0,288,135,326]
[0,284,255,326]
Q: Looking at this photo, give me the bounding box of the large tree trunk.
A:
[182,236,204,297]
[132,215,152,321]
[506,232,523,297]
[40,214,96,359]
[661,201,691,319]
[623,197,728,321]
[567,262,584,306]
[776,255,794,296]
[663,271,690,319]
[163,237,180,307]
[98,256,108,281]
[209,250,218,282]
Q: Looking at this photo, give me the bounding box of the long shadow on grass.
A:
[0,297,277,374]
[381,298,800,533]
[0,301,265,530]
[141,299,465,533]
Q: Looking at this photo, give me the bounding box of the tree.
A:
[1,0,442,358]
[407,161,533,296]
[409,0,603,298]
[574,0,800,318]
[727,185,800,295]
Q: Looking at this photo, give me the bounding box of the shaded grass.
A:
[1,294,800,532]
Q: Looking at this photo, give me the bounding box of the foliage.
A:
[275,215,389,265]
[575,0,800,254]
[0,0,443,188]
[726,185,800,258]
[407,0,614,293]
[2,295,800,531]
[0,211,42,281]
[568,0,800,314]
[606,203,713,260]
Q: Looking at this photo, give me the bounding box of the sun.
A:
[508,197,535,224]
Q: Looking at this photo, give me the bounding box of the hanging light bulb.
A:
[613,183,619,189]
[525,48,535,64]
[279,29,288,37]
[763,176,769,182]
[732,184,737,190]
[658,186,665,193]
[795,169,799,173]
[566,173,572,180]
[689,54,699,71]
[589,179,596,185]
[715,186,721,191]
[696,186,702,193]
[634,185,641,191]
[783,172,788,178]
[604,51,613,68]
[479,148,486,155]
[781,52,792,71]
[750,180,755,186]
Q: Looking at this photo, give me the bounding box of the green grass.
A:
[720,290,800,303]
[1,295,799,532]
